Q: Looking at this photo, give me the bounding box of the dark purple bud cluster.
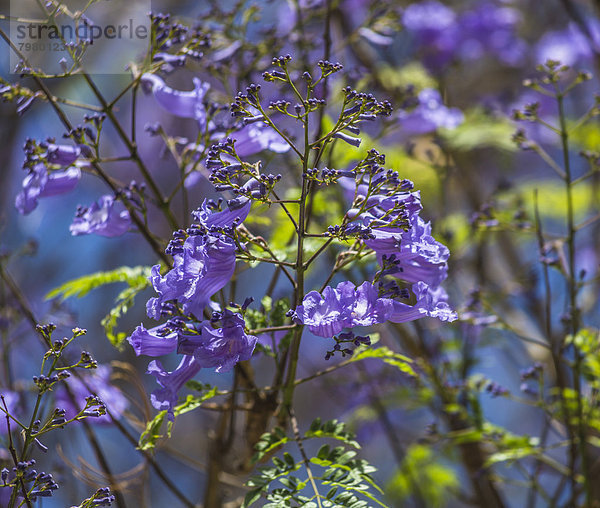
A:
[377,280,410,300]
[511,129,533,150]
[485,381,508,398]
[304,167,353,185]
[82,395,107,418]
[269,100,292,115]
[150,13,189,47]
[32,371,70,392]
[144,122,162,136]
[342,86,393,117]
[469,202,499,229]
[512,102,540,122]
[81,487,116,506]
[83,113,106,129]
[0,79,38,115]
[521,363,543,381]
[327,223,374,241]
[230,84,262,117]
[324,331,371,360]
[7,460,59,500]
[63,124,95,146]
[317,60,344,76]
[50,408,67,426]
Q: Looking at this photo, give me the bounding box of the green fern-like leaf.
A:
[46,265,152,300]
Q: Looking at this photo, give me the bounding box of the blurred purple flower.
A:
[535,21,600,66]
[456,2,525,66]
[141,73,210,128]
[402,0,458,68]
[147,355,201,419]
[398,89,463,135]
[15,164,81,215]
[70,195,131,237]
[54,365,128,425]
[403,1,526,70]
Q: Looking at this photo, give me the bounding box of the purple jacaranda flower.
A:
[292,285,346,338]
[147,355,201,419]
[46,143,84,165]
[146,196,252,320]
[388,282,456,323]
[70,195,132,237]
[177,311,257,372]
[140,73,210,128]
[366,215,450,287]
[294,281,389,337]
[128,324,178,356]
[0,391,19,435]
[398,89,463,135]
[15,164,81,215]
[191,183,255,228]
[232,122,290,157]
[146,235,237,320]
[293,280,456,337]
[54,365,129,424]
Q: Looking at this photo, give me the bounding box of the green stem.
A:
[557,90,590,506]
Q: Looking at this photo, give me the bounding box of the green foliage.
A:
[387,445,458,508]
[246,296,293,354]
[499,180,594,222]
[350,346,416,378]
[46,265,151,300]
[138,384,218,451]
[440,108,517,152]
[46,266,153,348]
[244,419,387,507]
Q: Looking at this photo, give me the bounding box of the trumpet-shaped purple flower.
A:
[54,365,129,425]
[366,215,450,287]
[46,143,84,166]
[388,282,456,323]
[128,324,178,356]
[178,311,257,372]
[15,164,81,215]
[398,89,464,135]
[147,355,201,419]
[141,73,210,127]
[147,195,252,320]
[146,234,237,320]
[293,280,456,338]
[70,195,132,237]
